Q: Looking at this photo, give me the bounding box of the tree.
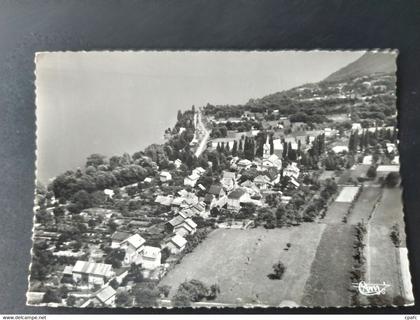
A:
[366,166,377,179]
[173,292,191,307]
[86,153,106,168]
[385,172,400,187]
[270,261,286,280]
[66,295,76,307]
[115,292,130,307]
[43,289,61,303]
[134,283,160,307]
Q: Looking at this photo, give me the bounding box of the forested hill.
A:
[323,51,397,83]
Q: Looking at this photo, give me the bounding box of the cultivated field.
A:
[347,186,382,225]
[322,202,351,224]
[301,224,355,307]
[367,187,410,301]
[160,224,326,306]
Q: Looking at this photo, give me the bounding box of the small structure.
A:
[92,286,116,307]
[352,123,362,131]
[273,139,284,157]
[165,216,185,233]
[141,246,162,270]
[121,234,146,265]
[72,261,113,288]
[165,234,187,254]
[159,171,172,182]
[208,184,226,199]
[110,231,131,249]
[362,155,373,165]
[184,173,200,187]
[174,218,197,237]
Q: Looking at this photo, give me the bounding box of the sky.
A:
[35,50,365,183]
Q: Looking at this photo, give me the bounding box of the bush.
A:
[269,261,286,280]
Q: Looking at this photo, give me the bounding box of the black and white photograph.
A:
[28,50,413,309]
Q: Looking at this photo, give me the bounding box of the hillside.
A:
[323,51,397,83]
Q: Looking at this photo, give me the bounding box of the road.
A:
[194,111,210,157]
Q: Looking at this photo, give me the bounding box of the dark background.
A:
[0,0,419,314]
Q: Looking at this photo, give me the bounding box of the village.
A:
[28,71,409,308]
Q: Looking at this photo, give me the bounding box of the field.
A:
[160,224,326,306]
[322,202,351,224]
[350,164,370,180]
[301,224,355,307]
[335,186,360,203]
[347,186,382,225]
[367,187,411,301]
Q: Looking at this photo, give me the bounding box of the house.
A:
[273,139,284,157]
[391,155,400,165]
[72,261,113,287]
[140,246,162,270]
[143,177,152,183]
[165,216,185,233]
[174,159,183,168]
[283,162,300,180]
[332,145,349,154]
[237,159,252,169]
[253,175,272,190]
[289,177,300,189]
[155,195,174,206]
[92,286,116,307]
[103,189,115,199]
[121,234,146,265]
[227,188,251,210]
[261,154,282,170]
[362,155,373,165]
[159,171,172,182]
[184,173,200,187]
[386,143,397,154]
[221,171,237,191]
[208,184,226,199]
[174,218,197,237]
[110,231,131,249]
[165,234,187,254]
[352,123,362,131]
[192,167,206,177]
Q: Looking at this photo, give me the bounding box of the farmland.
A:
[322,202,351,224]
[335,186,360,203]
[366,187,410,301]
[347,186,382,225]
[160,224,326,306]
[301,224,355,307]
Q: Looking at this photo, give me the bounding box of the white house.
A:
[221,171,236,191]
[174,159,183,168]
[140,246,162,270]
[174,218,197,237]
[192,167,206,177]
[261,154,282,170]
[72,261,113,288]
[273,139,284,157]
[283,162,300,180]
[332,145,349,154]
[362,155,373,165]
[352,123,362,131]
[159,171,172,182]
[103,189,115,199]
[184,173,200,187]
[121,234,146,265]
[165,234,187,254]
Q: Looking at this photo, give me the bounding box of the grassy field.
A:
[367,187,408,300]
[322,201,351,224]
[159,224,326,306]
[347,186,382,225]
[301,224,355,307]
